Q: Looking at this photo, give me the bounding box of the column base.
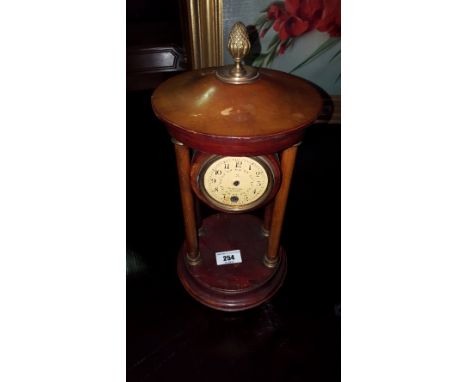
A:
[177,213,287,312]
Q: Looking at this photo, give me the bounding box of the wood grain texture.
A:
[152,67,323,154]
[177,213,287,311]
[173,142,199,262]
[262,201,273,234]
[265,145,298,265]
[166,124,305,155]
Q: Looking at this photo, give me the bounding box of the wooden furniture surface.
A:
[127,45,187,74]
[127,45,187,91]
[151,23,324,311]
[151,67,323,155]
[177,213,287,311]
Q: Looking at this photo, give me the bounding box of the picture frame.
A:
[183,0,340,122]
[184,0,224,69]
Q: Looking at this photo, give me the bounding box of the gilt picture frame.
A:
[184,0,224,69]
[184,0,340,121]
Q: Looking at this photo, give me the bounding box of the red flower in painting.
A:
[274,15,309,41]
[255,0,341,67]
[267,4,286,20]
[316,0,341,37]
[269,0,323,41]
[285,0,322,27]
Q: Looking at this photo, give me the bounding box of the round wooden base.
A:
[177,213,287,312]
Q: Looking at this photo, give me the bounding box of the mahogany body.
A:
[165,122,306,156]
[152,67,323,155]
[177,213,287,311]
[152,66,323,311]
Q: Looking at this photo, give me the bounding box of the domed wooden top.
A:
[151,67,323,155]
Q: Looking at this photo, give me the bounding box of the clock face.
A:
[200,156,273,212]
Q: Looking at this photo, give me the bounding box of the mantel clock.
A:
[151,22,323,311]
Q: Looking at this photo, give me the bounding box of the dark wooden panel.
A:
[127,45,187,90]
[127,45,187,74]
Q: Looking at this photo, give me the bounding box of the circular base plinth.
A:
[177,214,287,312]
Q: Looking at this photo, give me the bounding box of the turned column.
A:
[173,139,200,265]
[264,144,299,267]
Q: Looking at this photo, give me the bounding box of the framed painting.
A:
[184,0,340,119]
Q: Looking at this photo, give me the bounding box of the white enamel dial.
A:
[201,156,272,211]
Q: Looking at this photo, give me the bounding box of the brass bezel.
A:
[198,155,275,212]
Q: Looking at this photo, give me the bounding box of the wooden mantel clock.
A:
[151,22,323,311]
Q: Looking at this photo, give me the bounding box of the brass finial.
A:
[216,22,259,84]
[228,22,250,77]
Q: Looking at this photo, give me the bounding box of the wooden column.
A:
[264,144,299,267]
[173,140,200,265]
[262,202,273,236]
